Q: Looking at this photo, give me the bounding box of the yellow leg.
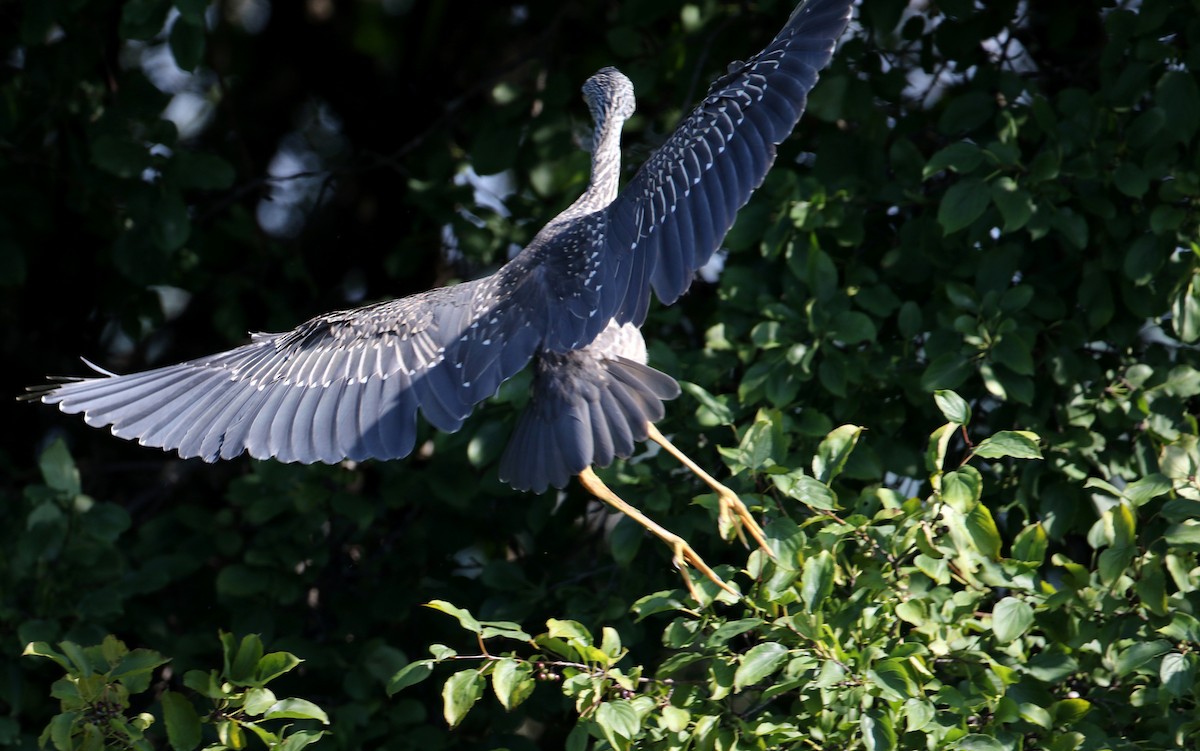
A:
[646,424,774,558]
[578,467,736,598]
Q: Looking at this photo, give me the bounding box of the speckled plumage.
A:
[33,0,852,489]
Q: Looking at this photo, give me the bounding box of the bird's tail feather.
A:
[498,355,679,494]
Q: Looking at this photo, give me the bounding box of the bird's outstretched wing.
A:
[499,322,680,492]
[600,0,853,324]
[36,262,566,465]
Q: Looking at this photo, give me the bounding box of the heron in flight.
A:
[30,0,852,597]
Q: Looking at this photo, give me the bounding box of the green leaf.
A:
[897,300,922,338]
[168,17,206,72]
[1125,474,1173,506]
[941,466,982,512]
[966,503,1002,559]
[903,699,935,732]
[1160,652,1194,697]
[275,730,326,751]
[992,597,1034,644]
[1171,271,1200,343]
[23,642,72,671]
[735,410,786,471]
[183,669,221,698]
[661,705,690,733]
[425,600,482,634]
[771,471,837,510]
[813,424,862,483]
[1157,70,1200,143]
[39,439,81,496]
[1136,556,1169,616]
[228,634,263,685]
[264,698,329,724]
[1161,435,1200,480]
[990,177,1034,232]
[1115,640,1171,676]
[610,516,643,567]
[161,691,201,751]
[934,389,971,425]
[680,381,735,426]
[443,670,485,727]
[800,551,834,611]
[867,659,915,701]
[956,735,1006,751]
[921,352,972,391]
[992,335,1034,376]
[595,700,640,747]
[1051,698,1091,726]
[1164,521,1200,547]
[860,710,897,751]
[926,423,954,473]
[974,430,1043,459]
[111,648,169,691]
[1159,612,1200,643]
[82,503,132,543]
[923,141,984,178]
[1011,523,1048,564]
[828,311,877,344]
[1112,161,1149,197]
[937,177,990,234]
[242,687,276,716]
[387,660,434,696]
[491,658,534,711]
[254,652,302,685]
[547,618,593,647]
[734,642,788,690]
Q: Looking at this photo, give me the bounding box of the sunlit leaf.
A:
[425,601,482,634]
[734,642,788,690]
[491,658,534,711]
[992,597,1034,644]
[974,431,1043,459]
[441,670,484,728]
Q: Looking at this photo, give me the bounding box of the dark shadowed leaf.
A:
[937,178,990,234]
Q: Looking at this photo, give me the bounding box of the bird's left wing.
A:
[35,263,559,465]
[599,0,852,324]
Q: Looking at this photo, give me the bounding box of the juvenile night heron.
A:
[30,0,852,596]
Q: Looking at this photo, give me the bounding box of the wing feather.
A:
[603,0,851,317]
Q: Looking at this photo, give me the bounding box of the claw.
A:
[578,467,737,599]
[647,424,775,559]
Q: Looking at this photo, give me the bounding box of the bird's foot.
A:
[714,484,774,559]
[666,534,738,599]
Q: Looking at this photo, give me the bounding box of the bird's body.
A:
[32,0,853,593]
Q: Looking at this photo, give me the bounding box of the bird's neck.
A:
[558,113,625,221]
[585,114,625,205]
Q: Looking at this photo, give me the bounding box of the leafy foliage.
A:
[4,0,1200,750]
[390,409,1200,749]
[24,634,325,751]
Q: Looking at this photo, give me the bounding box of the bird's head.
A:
[582,67,636,128]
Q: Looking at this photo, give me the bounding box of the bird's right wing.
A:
[600,0,853,324]
[36,262,563,465]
